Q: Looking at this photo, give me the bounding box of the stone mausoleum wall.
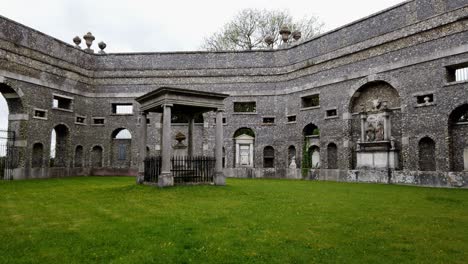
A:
[0,0,467,187]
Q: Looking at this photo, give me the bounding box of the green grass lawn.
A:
[0,177,467,264]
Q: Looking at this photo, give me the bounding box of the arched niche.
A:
[263,146,275,168]
[418,137,436,171]
[349,81,400,113]
[74,145,83,167]
[233,127,255,167]
[91,146,103,168]
[327,143,338,169]
[308,146,321,169]
[32,143,44,168]
[288,145,296,167]
[448,104,468,171]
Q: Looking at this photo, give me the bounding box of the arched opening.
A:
[349,81,401,169]
[74,145,83,167]
[288,145,296,167]
[449,104,468,171]
[327,143,338,169]
[91,146,103,168]
[0,83,24,175]
[50,124,69,167]
[233,128,255,167]
[111,128,132,168]
[263,146,275,168]
[418,137,436,171]
[303,124,320,138]
[32,143,43,168]
[308,146,321,169]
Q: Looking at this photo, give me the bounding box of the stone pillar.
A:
[159,104,174,187]
[360,113,367,142]
[235,143,240,167]
[136,111,147,184]
[383,111,391,141]
[249,142,254,166]
[214,110,225,185]
[188,116,195,157]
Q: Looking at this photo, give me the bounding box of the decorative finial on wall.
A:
[98,41,107,54]
[73,36,81,49]
[83,32,95,53]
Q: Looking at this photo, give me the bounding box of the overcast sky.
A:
[0,0,404,133]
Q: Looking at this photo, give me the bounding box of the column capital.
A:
[162,103,173,108]
[139,111,148,116]
[216,108,225,113]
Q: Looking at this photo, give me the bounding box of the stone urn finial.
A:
[73,36,81,48]
[98,41,107,54]
[175,132,186,143]
[292,31,302,41]
[264,35,274,48]
[279,26,291,43]
[83,32,95,53]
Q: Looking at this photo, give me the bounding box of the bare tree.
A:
[201,9,324,51]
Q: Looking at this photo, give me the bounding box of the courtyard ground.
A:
[0,177,467,264]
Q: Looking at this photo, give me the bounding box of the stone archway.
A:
[449,104,468,171]
[233,128,255,168]
[111,128,132,168]
[349,81,401,170]
[50,124,70,167]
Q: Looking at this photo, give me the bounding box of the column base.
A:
[136,173,145,184]
[158,172,174,187]
[214,171,226,186]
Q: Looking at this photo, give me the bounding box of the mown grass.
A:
[0,177,467,263]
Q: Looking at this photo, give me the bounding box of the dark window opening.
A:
[263,117,275,124]
[417,94,434,105]
[301,94,320,108]
[326,109,337,117]
[234,102,256,113]
[53,95,72,110]
[76,116,86,124]
[34,109,47,118]
[93,118,105,125]
[287,115,296,122]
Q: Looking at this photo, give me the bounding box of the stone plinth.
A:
[357,141,398,169]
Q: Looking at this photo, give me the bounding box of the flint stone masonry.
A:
[0,0,467,188]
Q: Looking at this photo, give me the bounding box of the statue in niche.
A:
[366,123,376,142]
[375,121,384,141]
[371,99,382,112]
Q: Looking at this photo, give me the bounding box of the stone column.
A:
[214,110,225,185]
[249,142,254,167]
[235,143,239,167]
[383,111,391,141]
[360,113,367,142]
[158,104,174,187]
[188,115,195,157]
[136,111,148,184]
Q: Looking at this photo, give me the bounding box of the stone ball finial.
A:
[264,35,274,47]
[73,36,81,48]
[279,26,291,42]
[292,31,302,41]
[83,32,95,53]
[98,41,107,54]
